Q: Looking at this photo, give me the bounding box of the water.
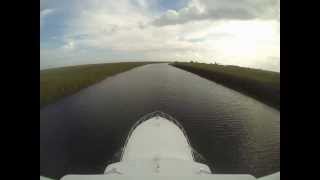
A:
[40,63,280,179]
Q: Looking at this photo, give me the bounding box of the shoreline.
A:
[40,62,153,108]
[171,62,280,110]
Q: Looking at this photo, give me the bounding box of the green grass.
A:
[40,62,153,108]
[171,62,280,110]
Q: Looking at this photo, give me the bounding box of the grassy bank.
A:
[40,62,152,108]
[171,62,280,110]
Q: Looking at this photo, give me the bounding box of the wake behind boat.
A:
[59,111,279,180]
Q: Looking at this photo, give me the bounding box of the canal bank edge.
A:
[40,62,156,108]
[170,62,280,110]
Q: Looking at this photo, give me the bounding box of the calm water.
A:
[40,63,280,179]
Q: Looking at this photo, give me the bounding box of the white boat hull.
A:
[60,111,279,180]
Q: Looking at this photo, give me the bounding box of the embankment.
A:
[171,62,280,110]
[40,62,152,108]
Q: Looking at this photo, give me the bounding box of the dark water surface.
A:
[40,64,279,179]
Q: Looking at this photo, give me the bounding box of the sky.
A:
[40,0,280,72]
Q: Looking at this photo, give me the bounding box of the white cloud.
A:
[62,39,75,50]
[153,0,279,26]
[41,0,280,72]
[40,8,55,28]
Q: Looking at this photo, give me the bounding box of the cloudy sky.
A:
[40,0,280,71]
